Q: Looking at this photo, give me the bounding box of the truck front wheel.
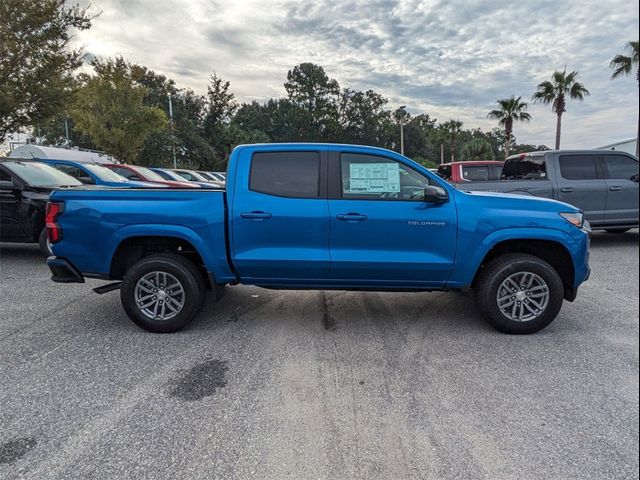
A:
[473,253,564,334]
[120,253,205,333]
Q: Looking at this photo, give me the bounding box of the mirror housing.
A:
[630,173,639,183]
[424,185,448,203]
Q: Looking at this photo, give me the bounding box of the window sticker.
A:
[347,163,401,193]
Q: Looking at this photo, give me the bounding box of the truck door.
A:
[230,150,330,281]
[327,152,457,286]
[602,153,639,226]
[556,154,607,225]
[0,167,26,241]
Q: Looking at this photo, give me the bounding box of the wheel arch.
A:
[471,236,576,301]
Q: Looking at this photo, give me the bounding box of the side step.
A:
[93,282,122,294]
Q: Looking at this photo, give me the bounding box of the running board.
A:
[93,282,122,294]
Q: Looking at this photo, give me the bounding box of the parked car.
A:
[437,161,504,183]
[103,164,199,188]
[0,159,82,255]
[457,151,639,232]
[37,159,163,188]
[171,169,223,187]
[204,171,226,182]
[149,168,217,189]
[46,143,590,335]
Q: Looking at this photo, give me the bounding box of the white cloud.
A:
[73,0,639,147]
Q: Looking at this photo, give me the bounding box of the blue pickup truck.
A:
[46,143,591,334]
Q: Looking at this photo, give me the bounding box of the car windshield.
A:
[130,166,167,182]
[82,163,131,182]
[3,161,82,187]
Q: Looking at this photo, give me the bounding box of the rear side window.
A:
[501,156,547,180]
[604,154,639,180]
[250,151,320,198]
[559,155,598,180]
[461,165,491,181]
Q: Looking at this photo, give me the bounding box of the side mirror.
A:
[630,173,639,183]
[424,185,448,203]
[0,180,19,191]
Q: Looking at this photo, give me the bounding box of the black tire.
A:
[120,253,206,333]
[473,253,564,334]
[605,228,630,234]
[38,228,52,256]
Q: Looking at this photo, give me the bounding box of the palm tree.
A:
[610,41,639,157]
[443,119,463,161]
[461,139,495,161]
[532,68,589,149]
[487,96,531,159]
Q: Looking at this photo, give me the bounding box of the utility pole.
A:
[168,93,177,169]
[398,105,406,155]
[64,117,70,146]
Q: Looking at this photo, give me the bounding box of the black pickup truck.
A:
[0,159,82,255]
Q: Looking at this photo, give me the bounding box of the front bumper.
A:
[47,256,85,283]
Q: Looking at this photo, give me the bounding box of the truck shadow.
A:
[589,229,639,248]
[0,243,44,261]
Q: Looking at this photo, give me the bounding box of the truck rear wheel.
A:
[473,253,564,334]
[120,253,205,333]
[39,228,52,256]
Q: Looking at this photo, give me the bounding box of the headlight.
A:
[559,212,584,229]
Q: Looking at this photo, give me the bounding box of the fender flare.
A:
[452,226,576,287]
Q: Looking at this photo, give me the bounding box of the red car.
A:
[437,160,504,183]
[104,164,200,188]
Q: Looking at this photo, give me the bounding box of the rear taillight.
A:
[46,202,64,243]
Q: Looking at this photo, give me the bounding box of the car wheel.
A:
[120,253,205,333]
[38,228,52,256]
[605,228,630,234]
[473,253,564,334]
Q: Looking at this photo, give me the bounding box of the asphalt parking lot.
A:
[0,230,638,480]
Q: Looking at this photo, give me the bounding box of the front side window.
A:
[604,154,639,180]
[340,153,430,200]
[82,164,129,182]
[110,167,139,180]
[559,155,598,180]
[502,156,547,180]
[250,152,320,198]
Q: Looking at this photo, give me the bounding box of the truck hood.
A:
[461,189,580,213]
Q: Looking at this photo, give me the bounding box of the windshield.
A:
[3,161,82,187]
[131,166,168,182]
[82,163,131,182]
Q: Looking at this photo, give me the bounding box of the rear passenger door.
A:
[602,153,639,225]
[231,150,330,281]
[557,154,607,225]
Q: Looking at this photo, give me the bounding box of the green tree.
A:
[0,0,91,140]
[71,59,167,163]
[487,95,531,159]
[610,41,639,157]
[532,68,589,150]
[460,139,495,161]
[339,89,393,146]
[284,63,340,140]
[202,73,240,169]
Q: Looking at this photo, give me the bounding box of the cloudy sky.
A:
[73,0,639,148]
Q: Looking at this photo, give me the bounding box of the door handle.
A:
[609,186,622,191]
[336,213,368,222]
[560,187,574,193]
[240,211,272,220]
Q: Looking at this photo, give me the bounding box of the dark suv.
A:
[0,159,81,255]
